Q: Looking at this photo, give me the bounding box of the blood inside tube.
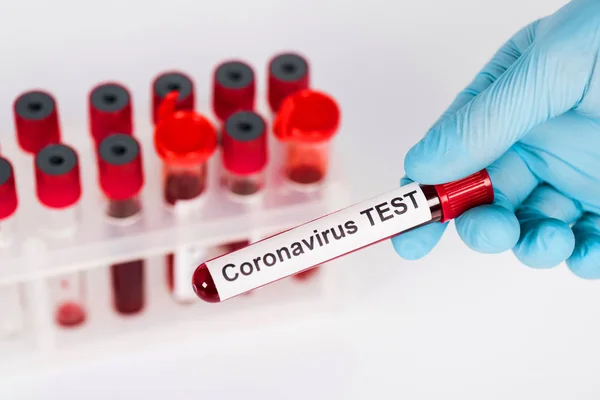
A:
[153,92,218,303]
[164,164,206,206]
[56,301,86,327]
[274,90,340,187]
[285,142,328,185]
[111,260,144,314]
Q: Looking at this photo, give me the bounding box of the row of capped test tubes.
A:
[0,52,342,335]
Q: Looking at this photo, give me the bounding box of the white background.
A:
[1,0,598,399]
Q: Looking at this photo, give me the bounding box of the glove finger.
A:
[513,185,580,268]
[391,176,448,260]
[431,21,537,127]
[567,213,600,279]
[405,30,592,185]
[453,148,538,253]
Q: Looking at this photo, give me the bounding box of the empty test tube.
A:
[154,92,218,303]
[98,134,145,315]
[221,111,268,197]
[0,156,24,338]
[152,71,195,125]
[193,170,494,303]
[212,60,256,122]
[34,144,86,327]
[273,89,341,188]
[13,90,61,154]
[89,83,133,145]
[268,53,310,114]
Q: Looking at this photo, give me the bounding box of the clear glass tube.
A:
[163,163,208,213]
[38,205,79,238]
[106,196,145,315]
[0,283,25,339]
[39,204,86,328]
[163,162,209,304]
[0,216,15,246]
[283,141,330,189]
[222,170,265,197]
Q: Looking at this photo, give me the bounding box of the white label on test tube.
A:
[206,183,433,301]
[174,245,208,302]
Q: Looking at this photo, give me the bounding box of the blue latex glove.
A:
[392,0,600,278]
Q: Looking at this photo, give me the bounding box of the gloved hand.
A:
[392,0,600,278]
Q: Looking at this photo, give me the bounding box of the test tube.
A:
[13,90,61,154]
[97,134,145,315]
[154,92,218,303]
[89,83,133,145]
[273,89,341,188]
[221,111,268,197]
[267,53,310,114]
[152,71,195,125]
[34,144,86,327]
[212,60,255,122]
[0,156,24,338]
[192,170,495,303]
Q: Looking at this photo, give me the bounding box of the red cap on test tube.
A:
[34,144,82,209]
[268,53,310,113]
[192,170,494,303]
[89,83,133,145]
[98,134,144,201]
[221,111,268,196]
[152,71,195,125]
[14,90,61,154]
[0,157,18,220]
[212,61,256,122]
[273,89,340,186]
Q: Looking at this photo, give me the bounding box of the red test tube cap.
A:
[273,89,340,143]
[212,61,256,122]
[152,71,195,125]
[34,144,82,209]
[89,83,133,145]
[222,111,268,175]
[154,92,217,165]
[14,90,61,154]
[268,53,310,113]
[98,134,144,200]
[0,157,18,220]
[433,169,494,223]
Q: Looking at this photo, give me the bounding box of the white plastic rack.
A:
[0,106,350,368]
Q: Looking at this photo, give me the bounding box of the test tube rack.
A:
[0,101,350,370]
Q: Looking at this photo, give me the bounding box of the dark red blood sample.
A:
[166,253,175,291]
[14,90,61,154]
[111,260,145,315]
[163,171,205,206]
[268,53,310,113]
[286,165,324,185]
[225,240,250,252]
[0,157,18,220]
[292,266,320,281]
[192,263,220,303]
[56,301,86,327]
[212,61,256,122]
[89,83,133,145]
